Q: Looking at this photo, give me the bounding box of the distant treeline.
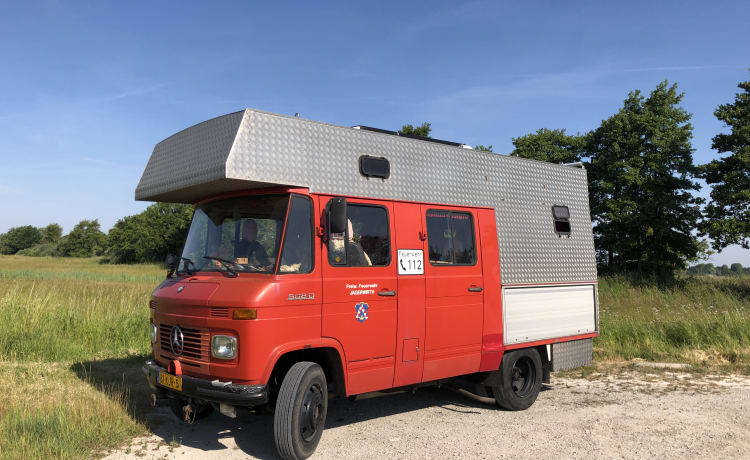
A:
[2,73,749,274]
[686,263,750,276]
[0,203,192,264]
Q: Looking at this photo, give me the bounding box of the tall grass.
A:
[596,275,750,371]
[0,256,162,460]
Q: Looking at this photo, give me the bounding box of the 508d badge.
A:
[288,292,315,301]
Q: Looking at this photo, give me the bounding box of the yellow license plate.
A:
[158,372,183,392]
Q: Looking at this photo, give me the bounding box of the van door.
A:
[321,196,397,395]
[392,202,426,387]
[421,206,484,382]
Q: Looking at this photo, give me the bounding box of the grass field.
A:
[0,255,748,459]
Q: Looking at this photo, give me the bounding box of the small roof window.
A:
[552,205,571,236]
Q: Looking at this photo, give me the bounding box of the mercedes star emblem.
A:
[170,325,184,355]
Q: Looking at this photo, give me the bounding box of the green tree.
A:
[0,225,42,254]
[57,219,107,257]
[700,74,750,250]
[730,262,743,274]
[399,122,432,138]
[475,145,493,152]
[106,203,193,263]
[716,264,732,276]
[40,223,63,244]
[511,128,585,163]
[587,81,704,276]
[688,262,716,275]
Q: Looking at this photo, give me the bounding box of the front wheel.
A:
[492,348,542,411]
[274,362,328,460]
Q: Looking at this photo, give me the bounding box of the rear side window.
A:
[279,195,313,273]
[329,204,390,267]
[426,210,476,265]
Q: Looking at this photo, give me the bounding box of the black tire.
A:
[492,348,542,411]
[169,398,214,422]
[274,362,328,460]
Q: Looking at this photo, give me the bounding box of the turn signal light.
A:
[233,308,258,320]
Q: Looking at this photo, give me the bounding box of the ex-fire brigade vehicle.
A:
[138,109,599,460]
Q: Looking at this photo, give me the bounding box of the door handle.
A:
[378,289,396,297]
[468,286,483,292]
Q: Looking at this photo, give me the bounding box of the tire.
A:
[274,362,328,460]
[492,348,542,411]
[169,398,214,422]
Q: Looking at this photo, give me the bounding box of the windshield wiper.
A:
[203,256,239,277]
[176,257,195,276]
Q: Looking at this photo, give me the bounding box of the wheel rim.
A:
[299,382,325,442]
[510,356,536,398]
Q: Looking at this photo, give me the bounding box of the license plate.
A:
[158,372,183,392]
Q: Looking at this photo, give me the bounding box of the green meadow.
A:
[0,255,748,458]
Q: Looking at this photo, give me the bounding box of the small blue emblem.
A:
[354,302,369,323]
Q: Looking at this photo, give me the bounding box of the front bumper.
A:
[143,360,269,407]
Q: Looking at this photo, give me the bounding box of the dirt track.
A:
[105,371,750,459]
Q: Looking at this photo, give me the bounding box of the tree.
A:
[730,262,743,274]
[511,128,586,163]
[716,264,732,276]
[106,203,193,263]
[399,122,431,138]
[0,225,42,254]
[40,223,63,244]
[57,219,107,257]
[687,262,715,275]
[475,145,493,152]
[586,81,704,276]
[700,74,750,250]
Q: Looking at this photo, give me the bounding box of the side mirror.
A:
[327,198,347,265]
[165,253,178,269]
[328,198,347,234]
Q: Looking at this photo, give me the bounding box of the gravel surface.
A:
[105,371,750,459]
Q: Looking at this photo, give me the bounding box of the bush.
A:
[16,243,60,257]
[57,220,107,257]
[0,226,42,254]
[105,203,192,264]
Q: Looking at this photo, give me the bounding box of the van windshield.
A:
[179,195,289,274]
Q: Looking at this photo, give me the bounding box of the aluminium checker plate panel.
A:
[136,108,597,285]
[552,339,593,372]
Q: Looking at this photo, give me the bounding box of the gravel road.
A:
[105,370,750,459]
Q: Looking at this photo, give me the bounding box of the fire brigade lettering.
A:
[346,283,377,296]
[354,302,369,322]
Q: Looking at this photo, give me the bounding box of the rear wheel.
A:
[274,362,328,460]
[492,348,542,411]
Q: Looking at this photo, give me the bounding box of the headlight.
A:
[211,335,237,360]
[150,323,158,344]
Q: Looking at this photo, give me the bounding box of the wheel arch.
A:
[267,344,347,398]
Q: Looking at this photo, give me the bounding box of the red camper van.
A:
[139,109,599,460]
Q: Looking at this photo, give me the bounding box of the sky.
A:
[1,0,749,265]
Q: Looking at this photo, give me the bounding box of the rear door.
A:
[421,206,484,381]
[321,197,397,395]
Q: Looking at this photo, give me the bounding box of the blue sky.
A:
[1,1,749,265]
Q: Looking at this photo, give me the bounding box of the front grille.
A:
[159,324,209,362]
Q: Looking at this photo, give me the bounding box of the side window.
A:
[426,210,476,265]
[279,195,313,273]
[552,205,571,236]
[329,203,390,267]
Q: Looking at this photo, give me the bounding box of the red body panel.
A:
[150,188,598,396]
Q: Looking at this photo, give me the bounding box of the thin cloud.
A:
[82,83,166,106]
